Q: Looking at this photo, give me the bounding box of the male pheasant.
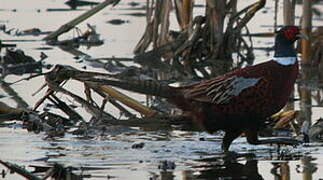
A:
[170,26,306,151]
[71,26,306,151]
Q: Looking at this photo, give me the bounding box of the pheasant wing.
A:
[183,75,262,104]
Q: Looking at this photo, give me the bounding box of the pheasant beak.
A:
[297,32,309,40]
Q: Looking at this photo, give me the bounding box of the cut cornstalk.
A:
[43,0,120,41]
[272,110,299,129]
[0,102,24,114]
[301,0,312,65]
[99,86,156,117]
[0,161,42,180]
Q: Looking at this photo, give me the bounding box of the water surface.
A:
[1,0,323,179]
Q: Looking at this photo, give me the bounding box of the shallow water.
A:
[1,0,323,179]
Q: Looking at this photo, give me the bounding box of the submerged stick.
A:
[0,82,29,108]
[0,161,42,180]
[0,102,24,115]
[0,102,24,121]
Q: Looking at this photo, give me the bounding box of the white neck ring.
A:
[273,57,297,65]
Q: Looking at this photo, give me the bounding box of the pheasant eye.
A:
[283,27,299,40]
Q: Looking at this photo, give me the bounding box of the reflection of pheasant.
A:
[73,26,306,151]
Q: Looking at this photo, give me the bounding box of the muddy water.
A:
[1,0,323,179]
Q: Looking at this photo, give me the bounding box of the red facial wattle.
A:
[283,27,300,40]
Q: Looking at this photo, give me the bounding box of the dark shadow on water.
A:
[173,152,317,180]
[189,153,263,180]
[195,159,263,180]
[65,0,99,10]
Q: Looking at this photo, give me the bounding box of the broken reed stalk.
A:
[272,110,299,129]
[0,161,42,180]
[274,0,278,31]
[38,66,156,119]
[98,86,157,117]
[298,0,313,136]
[134,0,265,79]
[134,0,173,54]
[301,0,312,65]
[43,0,120,41]
[92,88,136,118]
[0,82,29,108]
[45,79,114,120]
[33,89,54,111]
[298,68,313,133]
[174,0,193,30]
[0,102,24,114]
[0,102,24,121]
[47,94,83,121]
[283,0,296,26]
[231,0,266,32]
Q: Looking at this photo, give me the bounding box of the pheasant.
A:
[170,26,307,151]
[67,26,306,151]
